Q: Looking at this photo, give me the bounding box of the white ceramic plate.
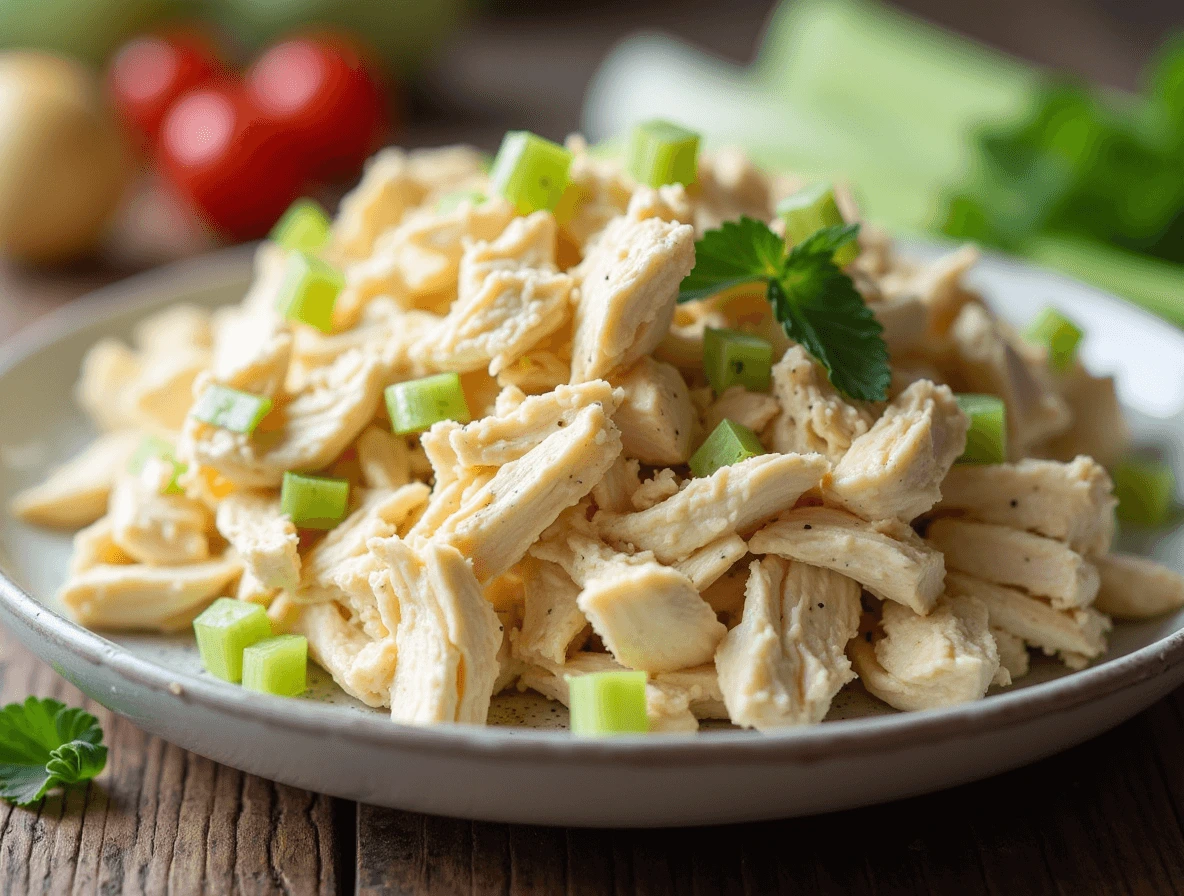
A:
[0,244,1182,828]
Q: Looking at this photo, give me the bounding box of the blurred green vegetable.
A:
[0,0,171,65]
[206,0,468,73]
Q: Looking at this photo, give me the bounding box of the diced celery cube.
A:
[269,198,331,253]
[276,251,344,333]
[190,384,273,434]
[128,435,186,494]
[193,598,272,683]
[626,119,701,188]
[489,131,572,214]
[242,635,308,697]
[385,372,471,435]
[703,327,773,393]
[690,419,766,478]
[777,182,857,266]
[1113,457,1176,527]
[1024,306,1084,372]
[567,670,649,736]
[956,394,1007,464]
[280,472,350,530]
[436,189,486,214]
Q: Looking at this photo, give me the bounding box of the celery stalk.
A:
[1028,234,1184,328]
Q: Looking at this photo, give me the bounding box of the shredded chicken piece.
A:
[750,507,945,615]
[356,426,413,490]
[59,552,242,632]
[945,571,1110,668]
[948,303,1071,457]
[109,461,211,566]
[701,386,781,438]
[609,357,694,464]
[992,626,1031,682]
[927,518,1099,610]
[68,517,131,575]
[514,558,588,666]
[531,513,725,672]
[570,214,695,382]
[631,468,681,512]
[1093,553,1184,620]
[825,380,968,521]
[182,350,386,488]
[848,594,1001,711]
[768,346,874,462]
[674,534,748,592]
[936,457,1116,556]
[716,557,861,729]
[10,431,141,529]
[1044,367,1131,469]
[432,401,623,582]
[215,491,300,590]
[367,537,503,725]
[291,602,398,708]
[590,456,641,513]
[596,452,829,564]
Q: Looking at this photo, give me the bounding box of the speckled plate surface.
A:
[0,243,1181,827]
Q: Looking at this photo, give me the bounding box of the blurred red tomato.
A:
[158,83,304,240]
[246,35,388,181]
[108,31,224,150]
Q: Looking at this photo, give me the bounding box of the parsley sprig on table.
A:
[0,697,107,806]
[678,217,890,401]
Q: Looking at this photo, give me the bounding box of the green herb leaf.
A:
[0,697,106,806]
[678,216,786,302]
[679,216,889,400]
[771,231,891,401]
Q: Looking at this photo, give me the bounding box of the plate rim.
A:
[1,243,1183,768]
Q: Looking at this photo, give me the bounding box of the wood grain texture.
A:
[356,690,1184,896]
[0,630,343,896]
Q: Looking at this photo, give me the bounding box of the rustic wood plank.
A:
[0,628,344,896]
[355,692,1184,896]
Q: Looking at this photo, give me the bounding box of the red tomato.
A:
[158,84,304,241]
[108,31,224,150]
[246,35,388,181]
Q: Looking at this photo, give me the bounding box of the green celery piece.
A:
[280,472,350,530]
[756,0,1037,172]
[190,385,273,434]
[276,251,344,333]
[1028,234,1184,328]
[1024,307,1083,372]
[777,182,857,265]
[242,635,308,697]
[567,671,649,736]
[1113,457,1176,527]
[955,394,1007,464]
[489,131,573,214]
[193,598,272,683]
[386,372,471,435]
[436,190,486,213]
[626,119,701,187]
[690,419,766,478]
[269,199,331,253]
[703,327,773,393]
[128,435,186,494]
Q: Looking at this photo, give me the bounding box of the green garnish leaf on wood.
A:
[677,216,889,401]
[0,697,106,807]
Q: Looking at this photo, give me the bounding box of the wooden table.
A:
[3,2,1184,892]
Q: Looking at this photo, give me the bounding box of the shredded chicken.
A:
[825,380,968,521]
[848,594,1001,711]
[19,136,1181,735]
[716,557,861,729]
[750,507,945,615]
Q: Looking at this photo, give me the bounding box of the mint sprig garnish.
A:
[677,217,890,401]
